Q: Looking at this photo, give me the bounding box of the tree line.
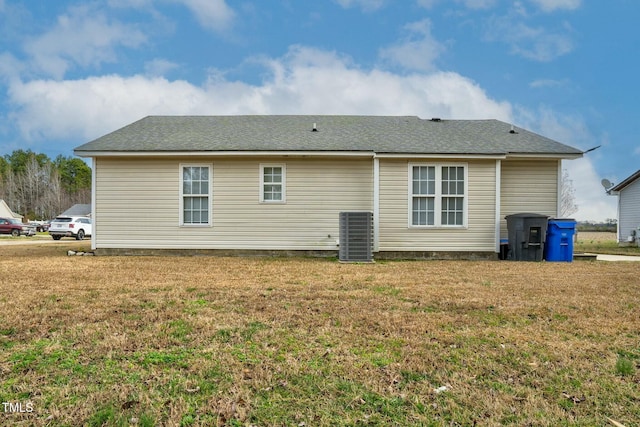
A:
[0,150,91,220]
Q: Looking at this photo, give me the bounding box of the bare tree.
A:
[0,150,91,220]
[560,168,578,218]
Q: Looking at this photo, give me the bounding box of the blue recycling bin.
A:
[544,219,576,262]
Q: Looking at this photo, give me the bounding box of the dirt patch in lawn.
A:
[1,244,638,426]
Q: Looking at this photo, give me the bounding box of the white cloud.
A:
[0,52,24,82]
[107,0,152,8]
[378,19,445,72]
[515,107,616,221]
[173,0,235,32]
[416,0,438,8]
[485,18,573,61]
[7,46,512,142]
[564,158,616,222]
[23,4,146,79]
[144,59,180,77]
[528,0,581,12]
[459,0,497,9]
[529,78,567,88]
[417,0,497,9]
[333,0,386,11]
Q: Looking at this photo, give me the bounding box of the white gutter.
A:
[376,153,506,160]
[557,160,562,217]
[91,157,97,251]
[75,150,377,158]
[507,153,583,160]
[373,156,380,252]
[495,159,501,253]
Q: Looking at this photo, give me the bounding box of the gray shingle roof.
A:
[61,204,92,217]
[74,115,583,157]
[610,169,640,192]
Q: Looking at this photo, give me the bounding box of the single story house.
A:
[74,115,583,259]
[0,199,23,220]
[608,169,640,244]
[60,204,92,217]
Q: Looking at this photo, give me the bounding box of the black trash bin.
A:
[505,213,550,261]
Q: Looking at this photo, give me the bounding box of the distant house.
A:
[74,115,583,258]
[609,169,640,244]
[60,204,92,217]
[0,199,22,220]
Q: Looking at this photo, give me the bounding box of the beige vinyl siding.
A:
[500,160,559,238]
[95,157,372,249]
[378,159,497,252]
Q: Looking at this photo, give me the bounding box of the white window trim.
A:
[179,163,213,227]
[408,162,468,229]
[260,163,286,203]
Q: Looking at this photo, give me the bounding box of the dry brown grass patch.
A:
[0,244,639,425]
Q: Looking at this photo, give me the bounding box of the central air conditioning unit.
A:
[339,211,373,262]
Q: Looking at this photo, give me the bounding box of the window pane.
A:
[412,166,435,196]
[441,166,464,196]
[412,198,422,225]
[412,196,434,225]
[264,183,282,201]
[441,196,463,225]
[184,196,209,224]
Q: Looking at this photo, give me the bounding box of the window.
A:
[409,164,467,227]
[441,166,465,226]
[412,166,435,225]
[260,164,286,203]
[180,164,212,225]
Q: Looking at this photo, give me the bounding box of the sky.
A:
[1,0,637,222]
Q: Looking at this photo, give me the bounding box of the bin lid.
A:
[505,213,550,219]
[548,218,576,229]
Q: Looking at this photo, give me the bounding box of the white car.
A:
[49,216,92,240]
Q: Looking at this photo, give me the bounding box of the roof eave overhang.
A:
[74,150,377,158]
[75,150,583,160]
[610,170,640,192]
[505,153,583,160]
[374,153,506,159]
